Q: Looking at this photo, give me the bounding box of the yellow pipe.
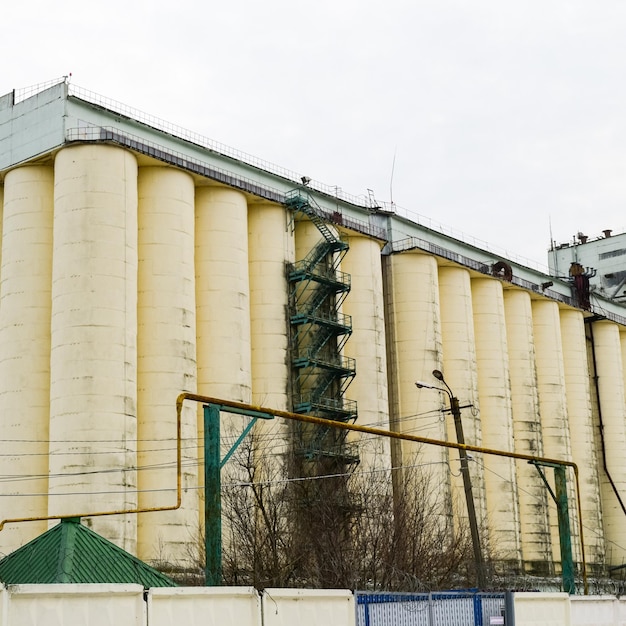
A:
[175,392,589,594]
[0,391,589,594]
[0,398,182,532]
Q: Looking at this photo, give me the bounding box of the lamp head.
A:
[432,369,444,381]
[415,381,433,389]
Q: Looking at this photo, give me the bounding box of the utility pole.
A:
[448,391,486,589]
[416,370,486,589]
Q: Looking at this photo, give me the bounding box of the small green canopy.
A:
[0,517,176,587]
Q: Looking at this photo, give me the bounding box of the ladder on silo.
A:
[285,189,358,464]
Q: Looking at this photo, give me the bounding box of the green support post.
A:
[555,465,575,594]
[530,461,576,594]
[204,404,221,586]
[201,402,273,586]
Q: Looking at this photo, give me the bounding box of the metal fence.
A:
[356,591,507,626]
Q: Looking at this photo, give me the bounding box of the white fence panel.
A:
[0,586,7,626]
[262,588,355,626]
[148,586,261,626]
[10,584,626,626]
[5,584,145,626]
[513,592,571,626]
[618,599,626,626]
[570,596,626,626]
[571,595,618,626]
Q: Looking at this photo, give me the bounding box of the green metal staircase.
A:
[285,189,358,463]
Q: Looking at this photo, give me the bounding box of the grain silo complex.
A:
[1,78,626,586]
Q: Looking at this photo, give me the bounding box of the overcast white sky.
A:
[5,0,626,271]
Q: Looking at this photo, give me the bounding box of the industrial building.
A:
[1,78,626,581]
[549,229,626,303]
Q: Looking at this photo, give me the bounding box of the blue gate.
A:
[356,591,506,626]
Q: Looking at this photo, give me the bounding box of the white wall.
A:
[0,585,354,626]
[570,595,626,626]
[514,592,626,626]
[148,587,261,626]
[4,586,626,626]
[513,592,570,626]
[262,589,355,626]
[2,584,146,626]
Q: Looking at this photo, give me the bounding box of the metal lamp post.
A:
[415,369,486,589]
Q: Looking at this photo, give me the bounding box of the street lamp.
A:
[415,369,486,589]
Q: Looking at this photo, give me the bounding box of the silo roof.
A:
[0,517,176,587]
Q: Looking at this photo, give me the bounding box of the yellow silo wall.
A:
[247,199,293,471]
[591,320,626,564]
[471,278,521,563]
[0,183,3,265]
[438,266,487,540]
[385,252,450,513]
[0,166,54,553]
[560,309,604,567]
[531,299,578,565]
[342,234,390,471]
[248,200,293,411]
[136,166,199,564]
[195,186,252,536]
[195,186,252,403]
[503,290,551,572]
[294,217,324,260]
[49,145,138,552]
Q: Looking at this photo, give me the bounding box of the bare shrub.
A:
[218,435,480,590]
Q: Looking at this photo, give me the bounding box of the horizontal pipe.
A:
[176,392,588,594]
[0,398,182,531]
[0,391,588,594]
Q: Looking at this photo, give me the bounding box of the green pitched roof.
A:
[0,517,176,587]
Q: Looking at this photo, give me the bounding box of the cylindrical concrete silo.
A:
[49,144,138,552]
[503,290,551,573]
[195,186,252,403]
[560,308,604,568]
[531,299,578,565]
[0,166,54,554]
[247,199,294,471]
[471,277,521,564]
[386,252,449,513]
[136,166,199,564]
[248,199,293,412]
[294,215,324,262]
[341,233,390,472]
[590,320,626,564]
[195,186,252,534]
[0,182,3,264]
[438,266,487,539]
